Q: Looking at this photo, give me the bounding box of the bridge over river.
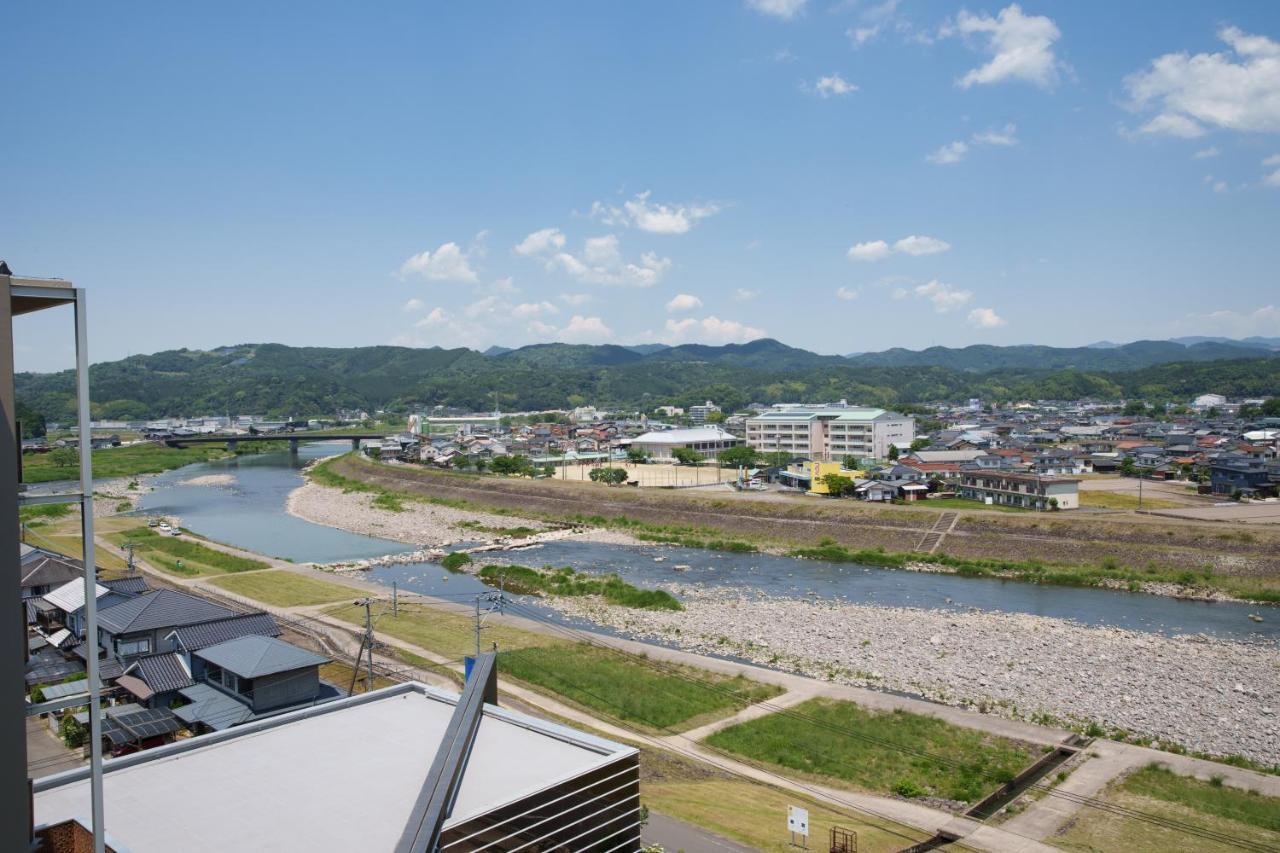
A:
[160,432,389,453]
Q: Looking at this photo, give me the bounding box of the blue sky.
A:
[4,1,1280,371]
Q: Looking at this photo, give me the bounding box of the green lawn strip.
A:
[497,644,782,733]
[1053,764,1280,853]
[208,570,356,607]
[705,697,1036,804]
[22,443,232,484]
[1124,764,1280,832]
[914,497,1033,512]
[476,564,682,611]
[110,528,268,576]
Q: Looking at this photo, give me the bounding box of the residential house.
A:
[96,589,237,663]
[1210,456,1276,497]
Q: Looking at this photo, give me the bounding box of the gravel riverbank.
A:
[548,585,1280,767]
[286,481,641,548]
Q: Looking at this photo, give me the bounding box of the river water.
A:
[138,445,1278,642]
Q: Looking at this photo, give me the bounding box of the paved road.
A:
[643,811,756,852]
[27,715,82,779]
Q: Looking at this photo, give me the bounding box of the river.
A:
[138,444,1278,642]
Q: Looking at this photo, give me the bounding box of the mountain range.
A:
[14,337,1278,425]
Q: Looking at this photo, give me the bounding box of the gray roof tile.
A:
[196,635,328,679]
[168,612,280,651]
[98,589,235,635]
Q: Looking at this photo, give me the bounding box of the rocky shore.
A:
[549,585,1280,767]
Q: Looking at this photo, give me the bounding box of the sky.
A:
[4,1,1280,372]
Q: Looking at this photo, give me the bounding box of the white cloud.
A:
[849,235,951,261]
[559,292,592,306]
[1179,305,1280,337]
[1263,169,1280,188]
[836,286,860,301]
[545,235,672,287]
[1264,154,1280,166]
[953,4,1063,89]
[666,293,703,313]
[514,228,566,256]
[462,295,501,319]
[893,235,952,256]
[1125,27,1280,137]
[663,316,766,344]
[891,287,910,300]
[490,276,518,294]
[511,301,559,319]
[733,288,761,301]
[401,298,425,313]
[1192,146,1221,159]
[414,307,448,328]
[972,122,1019,146]
[967,307,1007,328]
[560,315,614,342]
[848,26,879,46]
[1213,180,1230,193]
[927,140,970,164]
[914,280,973,313]
[848,240,893,261]
[591,191,721,235]
[809,73,858,98]
[746,0,806,20]
[398,241,478,282]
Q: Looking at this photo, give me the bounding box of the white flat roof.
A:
[34,682,635,852]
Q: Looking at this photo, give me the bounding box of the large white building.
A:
[745,407,914,462]
[628,426,741,460]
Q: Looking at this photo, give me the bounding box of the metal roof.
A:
[631,426,739,444]
[97,589,235,635]
[126,653,193,695]
[102,576,150,596]
[20,548,83,590]
[168,612,280,652]
[40,679,90,701]
[101,708,182,746]
[195,635,328,679]
[43,579,109,614]
[35,682,637,852]
[172,683,253,731]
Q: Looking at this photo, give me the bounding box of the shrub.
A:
[441,552,472,573]
[892,778,925,798]
[59,714,87,748]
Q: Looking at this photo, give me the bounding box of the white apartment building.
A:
[745,407,914,462]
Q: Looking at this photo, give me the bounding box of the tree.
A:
[909,437,931,451]
[489,455,532,476]
[50,446,78,469]
[1048,497,1059,511]
[761,451,793,469]
[842,455,861,471]
[671,447,703,466]
[59,714,86,749]
[821,473,854,496]
[540,464,556,477]
[588,467,628,485]
[717,446,759,468]
[887,445,900,461]
[1119,457,1137,477]
[453,456,471,471]
[626,446,650,464]
[473,458,488,473]
[705,410,725,424]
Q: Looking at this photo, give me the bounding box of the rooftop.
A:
[195,634,328,679]
[631,426,738,443]
[43,579,109,614]
[97,589,236,635]
[35,682,636,852]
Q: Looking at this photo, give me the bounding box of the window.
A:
[116,637,151,657]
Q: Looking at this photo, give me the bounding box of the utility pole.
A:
[353,598,375,692]
[125,542,135,574]
[1138,472,1144,511]
[473,590,504,660]
[392,581,398,617]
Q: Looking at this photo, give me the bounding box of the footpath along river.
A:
[138,444,1279,643]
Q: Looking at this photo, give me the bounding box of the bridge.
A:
[159,432,391,453]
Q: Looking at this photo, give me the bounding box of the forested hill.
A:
[845,339,1273,371]
[14,340,1279,423]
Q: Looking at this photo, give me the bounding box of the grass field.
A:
[1054,763,1280,852]
[109,527,269,577]
[317,661,395,694]
[705,697,1036,804]
[22,443,232,484]
[1078,492,1182,510]
[640,748,929,852]
[498,643,783,733]
[21,516,129,573]
[327,601,552,658]
[208,570,356,607]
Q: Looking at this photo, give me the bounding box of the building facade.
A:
[958,471,1080,510]
[629,426,741,460]
[745,407,914,462]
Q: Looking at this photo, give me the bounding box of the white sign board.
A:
[787,805,809,837]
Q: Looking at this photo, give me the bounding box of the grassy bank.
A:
[1079,491,1182,510]
[640,748,929,852]
[208,570,355,606]
[498,643,782,733]
[705,697,1036,804]
[477,564,682,611]
[1055,763,1280,852]
[110,527,269,577]
[22,443,233,483]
